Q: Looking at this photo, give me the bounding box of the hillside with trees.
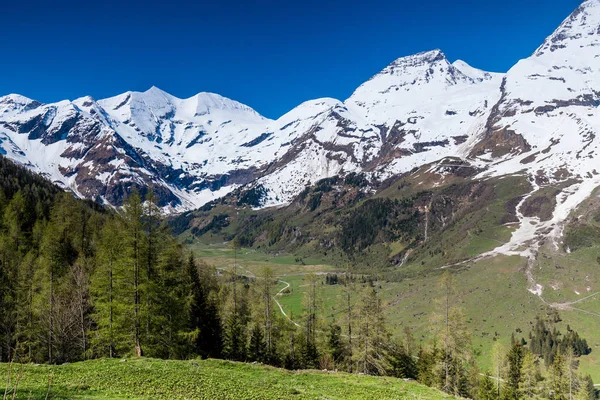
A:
[0,156,597,400]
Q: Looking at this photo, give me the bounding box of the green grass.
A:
[0,358,454,400]
[192,243,336,276]
[276,275,346,321]
[196,243,600,382]
[399,175,528,273]
[380,255,544,371]
[185,174,600,383]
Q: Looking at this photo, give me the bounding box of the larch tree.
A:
[91,217,124,358]
[121,191,145,357]
[353,282,389,375]
[257,266,276,363]
[491,341,506,398]
[431,271,472,397]
[301,272,321,368]
[519,350,540,399]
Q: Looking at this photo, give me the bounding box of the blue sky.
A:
[0,0,583,118]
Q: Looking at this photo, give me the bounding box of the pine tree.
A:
[417,346,438,387]
[478,373,498,400]
[151,238,189,359]
[431,271,472,396]
[503,342,525,400]
[387,340,417,379]
[519,350,539,399]
[91,217,125,358]
[257,267,277,364]
[575,374,596,400]
[0,191,29,361]
[230,236,241,313]
[343,262,354,372]
[188,255,222,359]
[70,259,92,359]
[550,350,570,400]
[301,273,320,368]
[327,323,348,370]
[248,324,266,362]
[353,282,389,375]
[222,313,247,361]
[140,189,171,353]
[122,191,144,357]
[491,342,506,399]
[564,346,579,400]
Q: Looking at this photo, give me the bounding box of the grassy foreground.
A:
[1,357,454,400]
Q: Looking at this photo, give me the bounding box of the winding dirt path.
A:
[274,279,300,327]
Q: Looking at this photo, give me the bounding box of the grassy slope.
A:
[0,358,453,400]
[182,170,600,382]
[194,243,600,382]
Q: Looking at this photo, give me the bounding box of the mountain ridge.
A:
[0,0,597,226]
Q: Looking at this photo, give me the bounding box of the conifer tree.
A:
[478,373,498,400]
[575,375,596,400]
[504,342,525,400]
[188,255,222,359]
[257,267,277,364]
[432,271,472,396]
[519,350,539,399]
[387,339,417,379]
[550,350,570,400]
[327,323,348,370]
[301,273,321,368]
[151,238,189,359]
[122,191,144,356]
[491,342,507,399]
[91,217,125,358]
[248,324,266,362]
[222,313,247,361]
[417,345,438,387]
[353,282,389,375]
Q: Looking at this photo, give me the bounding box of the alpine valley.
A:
[3,0,600,397]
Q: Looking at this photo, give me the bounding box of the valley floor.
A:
[195,243,600,382]
[0,358,453,400]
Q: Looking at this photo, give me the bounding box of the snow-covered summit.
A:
[0,94,41,114]
[346,49,503,124]
[535,0,600,57]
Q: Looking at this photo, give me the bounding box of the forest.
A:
[0,156,597,400]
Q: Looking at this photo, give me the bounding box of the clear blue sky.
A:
[0,0,583,119]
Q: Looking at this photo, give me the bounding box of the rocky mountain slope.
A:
[1,0,599,225]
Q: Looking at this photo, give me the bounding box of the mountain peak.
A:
[0,94,41,114]
[385,49,447,71]
[144,86,171,97]
[186,92,267,120]
[347,49,483,110]
[357,49,452,88]
[0,94,37,106]
[534,0,600,56]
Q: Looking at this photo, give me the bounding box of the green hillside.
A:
[1,358,454,400]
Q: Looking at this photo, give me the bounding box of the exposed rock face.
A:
[1,1,600,214]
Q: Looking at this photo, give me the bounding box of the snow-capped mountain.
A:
[1,0,599,216]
